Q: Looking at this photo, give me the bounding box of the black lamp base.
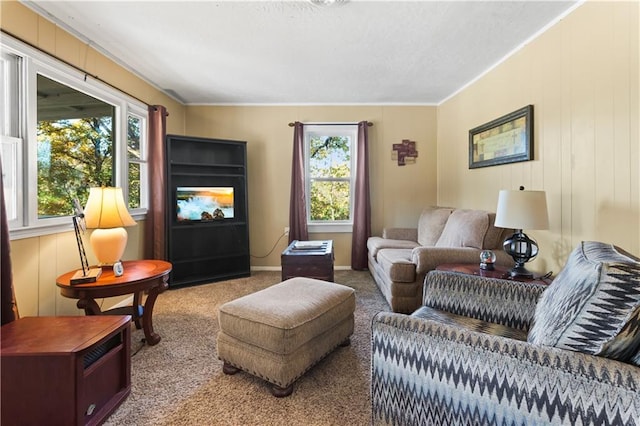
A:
[508,262,534,279]
[503,230,539,279]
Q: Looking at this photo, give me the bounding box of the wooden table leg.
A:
[132,292,143,329]
[77,298,102,315]
[141,277,168,346]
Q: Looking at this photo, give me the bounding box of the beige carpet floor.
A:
[104,270,390,426]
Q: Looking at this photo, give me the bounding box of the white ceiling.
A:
[23,0,579,105]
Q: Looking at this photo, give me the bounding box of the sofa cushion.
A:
[417,207,453,246]
[527,241,640,362]
[435,209,489,249]
[376,249,416,283]
[366,236,419,259]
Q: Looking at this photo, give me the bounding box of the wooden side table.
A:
[56,259,172,346]
[281,240,334,282]
[436,263,552,286]
[1,315,131,426]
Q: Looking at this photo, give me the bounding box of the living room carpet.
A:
[104,270,389,426]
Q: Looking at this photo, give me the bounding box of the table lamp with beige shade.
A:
[84,187,137,276]
[494,186,549,278]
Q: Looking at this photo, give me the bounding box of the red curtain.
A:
[288,122,309,243]
[351,121,371,270]
[144,105,168,260]
[1,158,19,324]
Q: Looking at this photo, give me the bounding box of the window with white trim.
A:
[1,49,22,228]
[1,35,148,239]
[304,124,357,233]
[126,112,146,209]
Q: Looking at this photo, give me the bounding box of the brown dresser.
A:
[1,315,131,426]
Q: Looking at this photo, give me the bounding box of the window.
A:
[127,113,145,209]
[36,74,115,218]
[1,50,22,228]
[304,124,357,232]
[2,34,148,238]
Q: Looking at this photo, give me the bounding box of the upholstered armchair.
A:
[371,242,640,425]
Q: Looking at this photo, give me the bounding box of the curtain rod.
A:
[1,29,167,114]
[288,121,373,127]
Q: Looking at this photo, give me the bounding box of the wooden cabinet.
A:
[1,316,131,426]
[166,135,250,287]
[281,240,335,282]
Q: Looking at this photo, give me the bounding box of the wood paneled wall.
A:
[437,1,639,274]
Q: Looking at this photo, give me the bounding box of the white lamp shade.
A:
[84,187,136,229]
[495,189,549,230]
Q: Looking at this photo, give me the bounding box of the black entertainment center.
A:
[166,135,250,287]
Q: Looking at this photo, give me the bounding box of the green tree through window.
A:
[127,114,142,209]
[308,134,352,222]
[37,117,114,217]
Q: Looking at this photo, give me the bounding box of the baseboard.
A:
[251,266,281,272]
[250,265,353,272]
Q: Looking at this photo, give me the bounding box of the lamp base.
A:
[90,227,128,265]
[503,230,538,279]
[508,262,534,279]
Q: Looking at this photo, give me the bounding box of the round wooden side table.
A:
[56,259,172,346]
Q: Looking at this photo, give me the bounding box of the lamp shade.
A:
[84,187,136,229]
[495,188,549,230]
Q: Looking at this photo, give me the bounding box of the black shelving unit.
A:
[166,135,250,287]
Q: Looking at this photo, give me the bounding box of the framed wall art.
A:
[469,105,533,169]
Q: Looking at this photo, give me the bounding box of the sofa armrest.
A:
[411,246,485,274]
[382,227,418,241]
[422,270,546,330]
[411,247,513,274]
[371,312,640,426]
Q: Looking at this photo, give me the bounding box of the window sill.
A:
[9,211,147,241]
[308,223,353,233]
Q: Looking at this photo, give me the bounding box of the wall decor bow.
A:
[392,139,418,166]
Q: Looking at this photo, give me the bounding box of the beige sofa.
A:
[367,207,513,313]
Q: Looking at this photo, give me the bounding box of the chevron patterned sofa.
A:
[372,242,640,426]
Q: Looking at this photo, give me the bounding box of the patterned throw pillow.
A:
[527,241,640,362]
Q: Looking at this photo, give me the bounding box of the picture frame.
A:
[469,105,533,169]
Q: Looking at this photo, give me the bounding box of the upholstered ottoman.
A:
[217,277,355,397]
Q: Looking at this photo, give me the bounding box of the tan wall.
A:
[1,1,186,316]
[185,105,438,268]
[437,1,639,275]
